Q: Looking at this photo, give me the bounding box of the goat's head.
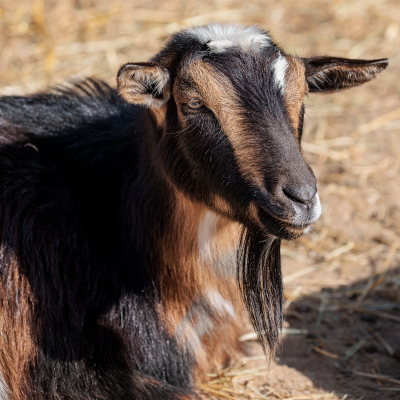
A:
[117,25,387,355]
[118,24,387,241]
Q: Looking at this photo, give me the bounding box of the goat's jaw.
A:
[250,194,321,240]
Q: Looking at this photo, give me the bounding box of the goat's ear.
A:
[117,62,171,108]
[302,57,388,93]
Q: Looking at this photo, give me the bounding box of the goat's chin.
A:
[256,207,312,240]
[276,220,313,240]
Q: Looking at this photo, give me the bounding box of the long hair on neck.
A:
[237,226,283,356]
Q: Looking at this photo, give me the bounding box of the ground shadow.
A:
[276,265,400,400]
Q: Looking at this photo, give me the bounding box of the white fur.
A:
[211,250,237,277]
[175,291,236,354]
[312,194,322,222]
[208,290,236,318]
[0,373,9,400]
[197,211,238,277]
[293,193,321,225]
[197,211,219,264]
[272,55,288,92]
[186,24,270,53]
[175,301,214,351]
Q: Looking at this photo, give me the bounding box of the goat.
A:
[0,24,387,400]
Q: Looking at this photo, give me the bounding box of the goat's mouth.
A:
[256,209,310,239]
[253,195,321,240]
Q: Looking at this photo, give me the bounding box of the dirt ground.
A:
[0,0,399,399]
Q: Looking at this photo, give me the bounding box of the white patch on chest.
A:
[175,290,236,355]
[272,55,289,93]
[197,210,219,264]
[197,211,238,277]
[187,24,271,53]
[208,289,236,318]
[0,372,9,400]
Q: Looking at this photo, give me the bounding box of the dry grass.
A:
[1,1,399,399]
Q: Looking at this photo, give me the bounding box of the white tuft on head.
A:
[272,55,289,93]
[186,24,271,53]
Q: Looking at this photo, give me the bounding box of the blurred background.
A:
[0,1,399,399]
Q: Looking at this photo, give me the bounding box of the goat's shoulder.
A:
[0,79,139,136]
[0,80,146,254]
[0,78,146,186]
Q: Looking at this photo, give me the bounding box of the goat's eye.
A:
[187,99,203,110]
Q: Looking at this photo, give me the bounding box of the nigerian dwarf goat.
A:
[0,24,387,400]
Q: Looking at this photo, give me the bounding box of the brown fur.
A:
[0,253,38,399]
[283,56,307,137]
[212,195,233,216]
[175,60,266,189]
[157,188,245,379]
[151,104,168,127]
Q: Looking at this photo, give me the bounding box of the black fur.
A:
[0,81,196,399]
[303,56,388,92]
[238,231,283,356]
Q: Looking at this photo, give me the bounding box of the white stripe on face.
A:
[272,55,289,93]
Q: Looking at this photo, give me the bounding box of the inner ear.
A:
[302,56,388,93]
[117,62,171,108]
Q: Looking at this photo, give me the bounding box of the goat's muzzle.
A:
[251,179,321,240]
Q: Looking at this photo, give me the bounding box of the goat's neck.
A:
[156,187,241,315]
[136,116,242,311]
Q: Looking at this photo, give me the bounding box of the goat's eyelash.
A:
[187,99,203,109]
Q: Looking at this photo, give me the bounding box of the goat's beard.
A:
[237,227,283,357]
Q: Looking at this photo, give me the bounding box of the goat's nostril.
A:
[283,185,317,205]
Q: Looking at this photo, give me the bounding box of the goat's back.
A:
[0,80,198,400]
